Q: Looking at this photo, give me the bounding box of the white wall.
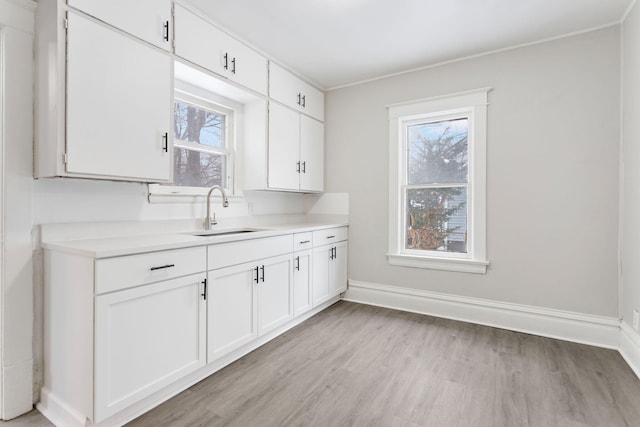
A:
[327,26,621,317]
[32,179,305,225]
[622,2,640,331]
[0,0,36,419]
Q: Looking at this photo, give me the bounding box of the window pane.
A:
[174,101,225,148]
[406,187,467,253]
[173,147,227,188]
[408,118,468,184]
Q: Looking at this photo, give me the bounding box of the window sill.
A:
[387,253,488,274]
[147,184,240,204]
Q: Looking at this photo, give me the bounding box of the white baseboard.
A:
[37,388,88,427]
[344,280,621,349]
[2,359,34,420]
[620,321,640,379]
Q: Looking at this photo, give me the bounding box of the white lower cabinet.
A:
[41,228,347,425]
[257,254,294,335]
[293,232,313,316]
[206,235,294,363]
[207,262,258,361]
[312,227,349,307]
[42,246,207,424]
[312,244,331,306]
[207,255,292,363]
[95,274,206,421]
[329,241,349,296]
[293,249,313,316]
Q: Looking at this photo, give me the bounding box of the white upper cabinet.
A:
[299,115,324,192]
[267,102,324,192]
[268,102,301,191]
[67,0,172,50]
[174,4,268,96]
[269,62,324,121]
[65,13,172,182]
[35,4,172,183]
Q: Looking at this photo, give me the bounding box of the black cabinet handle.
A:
[162,132,168,152]
[297,93,301,105]
[333,247,337,259]
[150,263,175,271]
[201,278,207,300]
[296,161,301,173]
[301,95,306,108]
[299,240,310,244]
[224,53,229,70]
[254,266,260,283]
[302,161,306,173]
[326,235,335,239]
[329,248,333,260]
[295,256,300,271]
[260,265,265,282]
[163,21,169,42]
[231,57,236,74]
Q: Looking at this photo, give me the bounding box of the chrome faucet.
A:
[205,185,229,230]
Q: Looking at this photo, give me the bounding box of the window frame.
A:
[173,91,234,189]
[149,83,242,203]
[387,88,490,274]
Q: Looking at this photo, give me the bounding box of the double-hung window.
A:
[172,94,232,189]
[387,89,490,274]
[149,86,237,201]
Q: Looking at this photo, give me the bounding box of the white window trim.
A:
[387,88,490,274]
[149,82,244,203]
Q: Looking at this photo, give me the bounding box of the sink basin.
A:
[184,228,263,237]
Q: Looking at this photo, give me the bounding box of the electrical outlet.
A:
[634,309,640,332]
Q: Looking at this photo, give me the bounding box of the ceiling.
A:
[186,0,632,90]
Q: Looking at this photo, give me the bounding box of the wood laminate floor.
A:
[5,301,640,426]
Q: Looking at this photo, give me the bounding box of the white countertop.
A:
[41,216,349,259]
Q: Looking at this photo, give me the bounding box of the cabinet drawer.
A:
[293,232,313,251]
[313,227,348,245]
[95,246,206,294]
[208,234,293,269]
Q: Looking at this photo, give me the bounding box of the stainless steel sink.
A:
[184,228,263,237]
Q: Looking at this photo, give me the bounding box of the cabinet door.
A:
[257,254,293,335]
[293,250,313,316]
[299,116,324,192]
[207,262,257,363]
[269,62,324,121]
[268,102,300,191]
[174,4,267,95]
[68,0,172,50]
[66,14,171,182]
[330,241,348,297]
[95,274,206,422]
[312,245,331,306]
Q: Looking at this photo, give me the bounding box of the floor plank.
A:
[5,301,640,427]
